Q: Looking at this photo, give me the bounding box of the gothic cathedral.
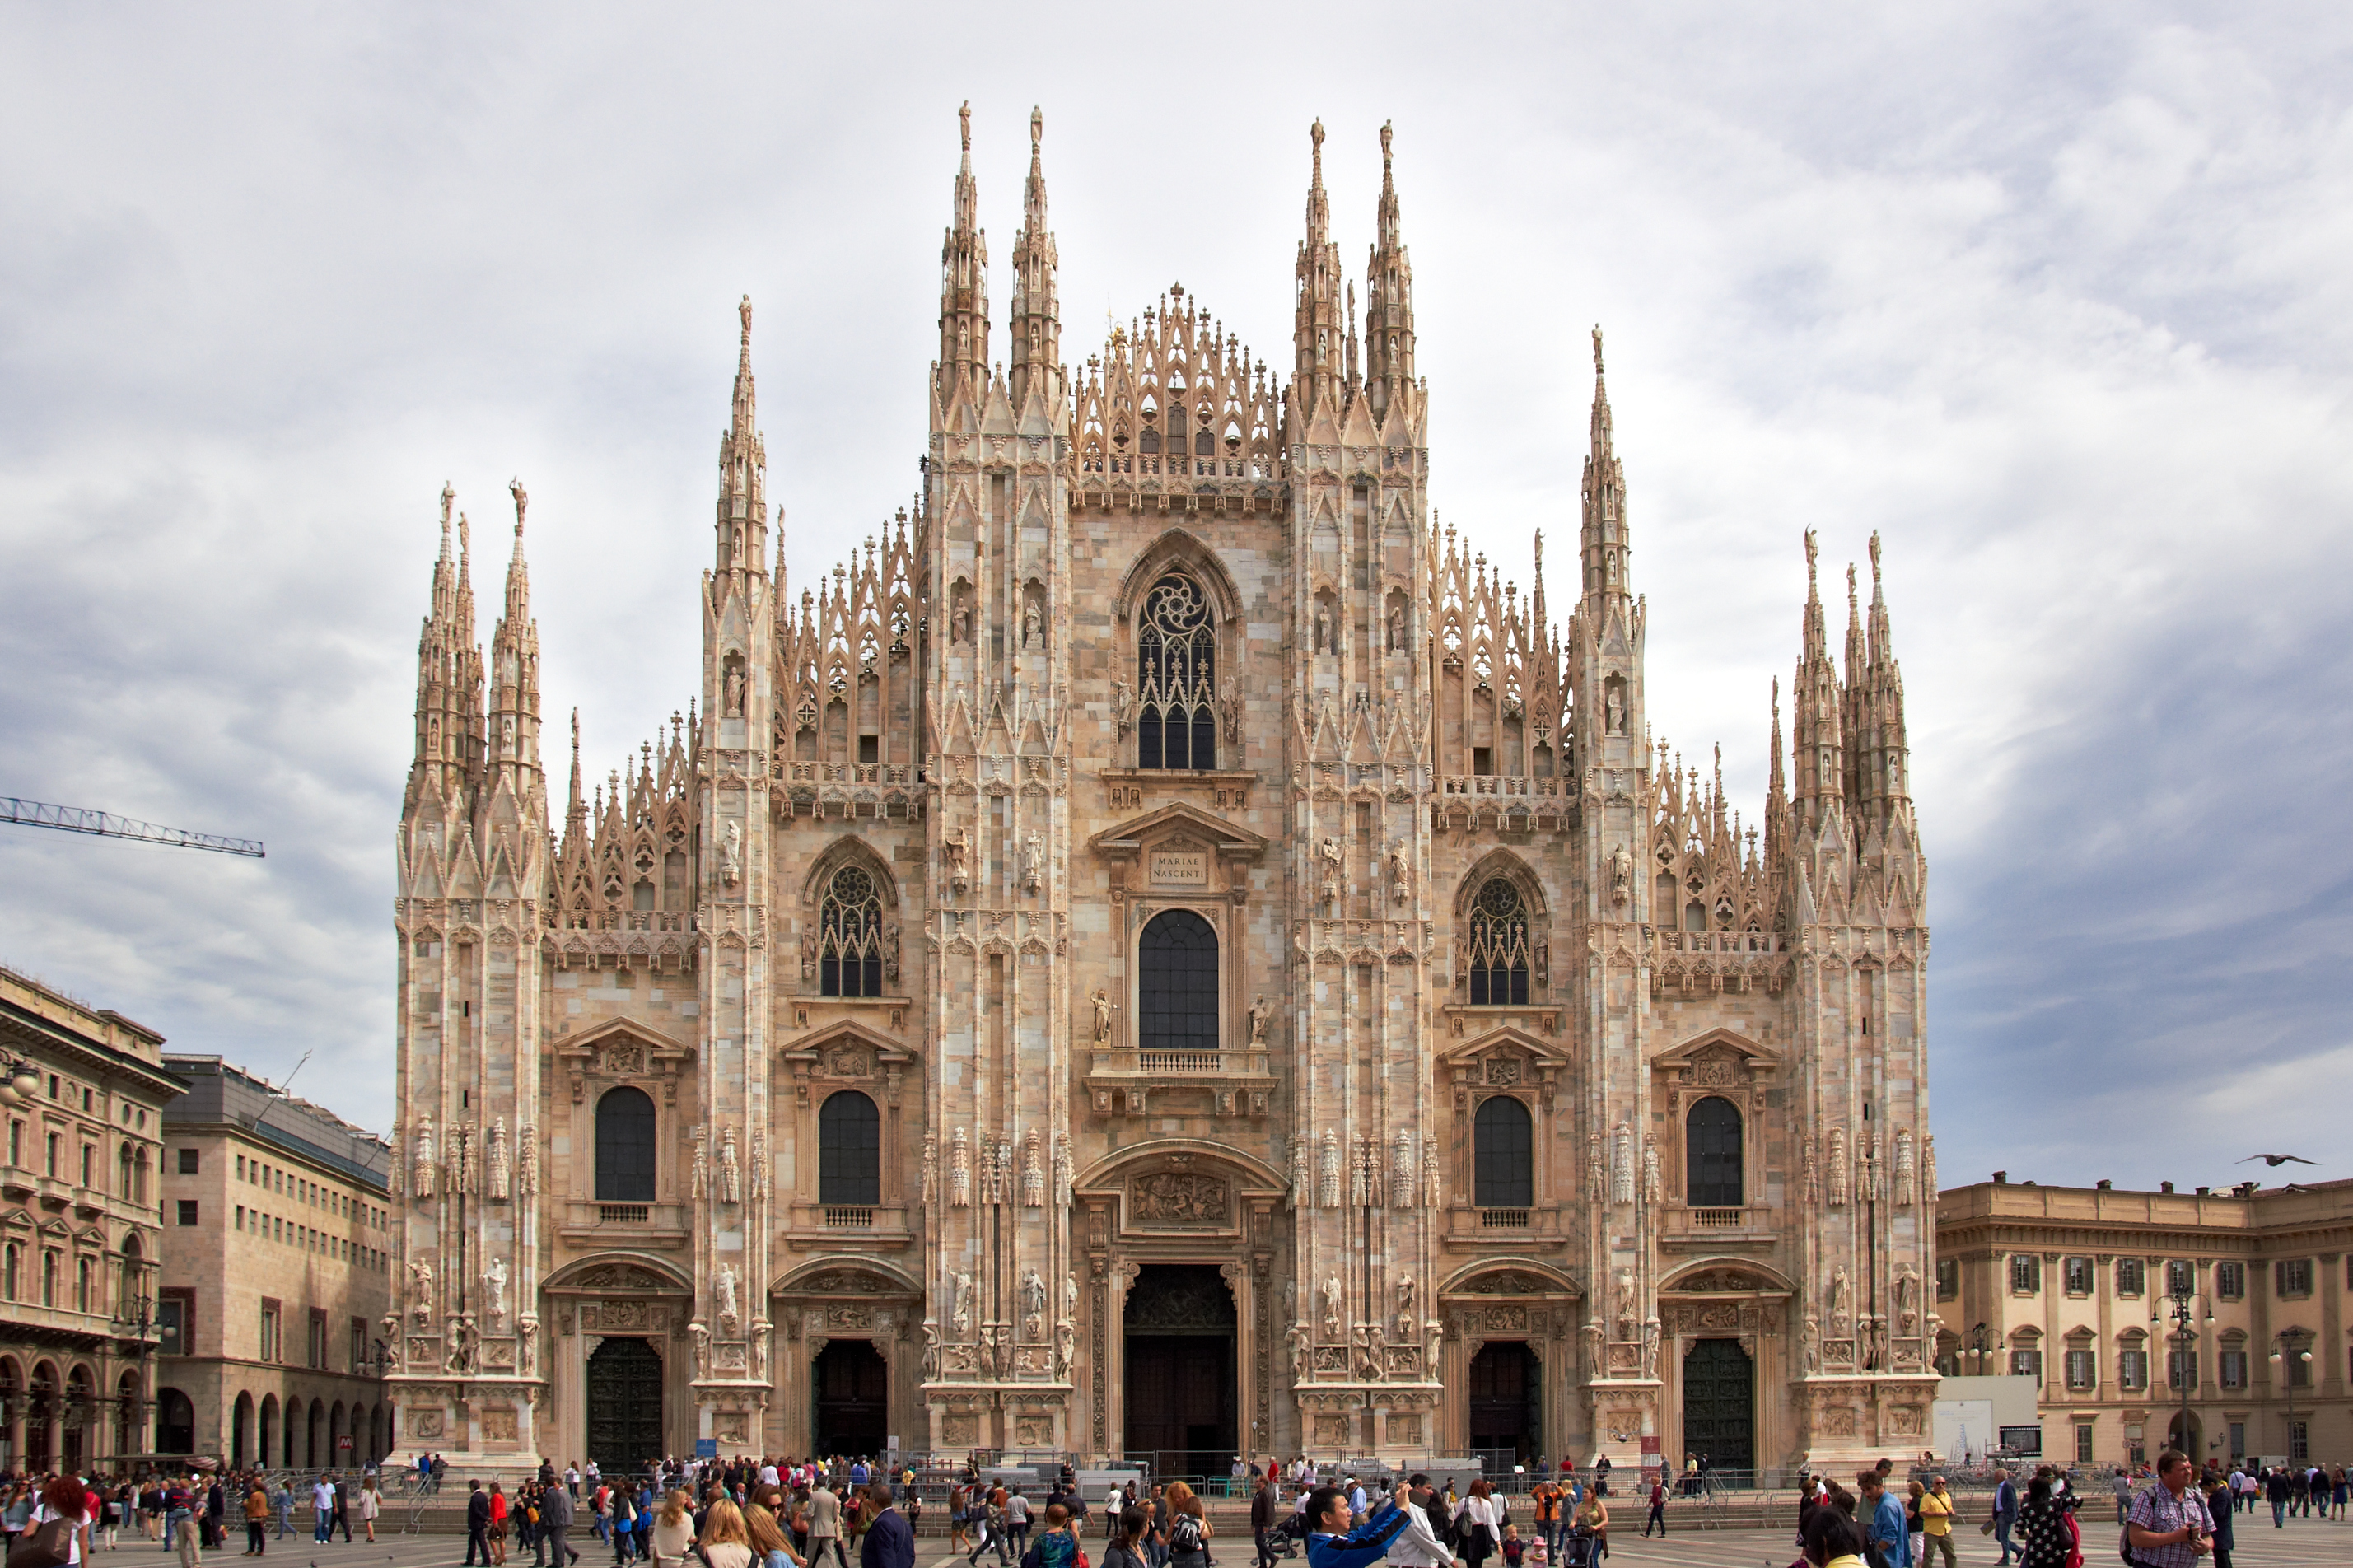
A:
[388,109,1936,1476]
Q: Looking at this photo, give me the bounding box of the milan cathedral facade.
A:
[386,108,1937,1476]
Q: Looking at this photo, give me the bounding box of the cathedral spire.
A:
[1362,120,1417,427]
[487,478,543,796]
[935,100,991,425]
[1580,326,1630,616]
[1008,105,1062,416]
[1291,119,1345,423]
[1791,528,1844,826]
[404,483,482,815]
[565,707,586,842]
[1765,675,1788,866]
[1842,561,1867,807]
[1860,530,1912,819]
[717,295,768,577]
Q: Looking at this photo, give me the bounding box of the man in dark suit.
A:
[465,1481,493,1566]
[859,1486,913,1568]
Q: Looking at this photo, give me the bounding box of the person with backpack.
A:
[1018,1502,1081,1568]
[25,1473,95,1568]
[2123,1449,2211,1568]
[1162,1485,1209,1568]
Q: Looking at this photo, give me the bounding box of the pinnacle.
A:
[508,478,528,540]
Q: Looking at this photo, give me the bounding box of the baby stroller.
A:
[1556,1532,1595,1568]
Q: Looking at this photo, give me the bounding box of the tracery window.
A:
[819,864,885,998]
[1467,878,1530,1006]
[1137,572,1216,770]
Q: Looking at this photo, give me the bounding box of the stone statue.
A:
[1288,1136,1309,1210]
[1388,603,1406,652]
[1610,844,1632,905]
[921,1136,937,1205]
[720,1127,742,1205]
[1613,1268,1636,1340]
[1894,1265,1919,1332]
[1641,1135,1662,1205]
[1801,1316,1821,1374]
[445,1314,476,1374]
[1112,677,1132,736]
[516,1123,538,1197]
[1021,830,1043,894]
[1318,1129,1342,1209]
[1893,1128,1916,1206]
[691,1127,708,1198]
[1064,1272,1079,1322]
[487,1117,511,1200]
[1922,1134,1937,1202]
[1321,1275,1343,1339]
[1641,1318,1660,1375]
[1314,604,1331,654]
[921,1320,941,1381]
[951,1272,973,1335]
[413,1115,436,1200]
[952,600,971,642]
[1395,1272,1417,1315]
[1426,1318,1445,1373]
[1318,837,1344,908]
[1287,1322,1310,1381]
[1388,838,1412,906]
[1588,1130,1604,1197]
[1828,1127,1850,1206]
[1392,1128,1417,1210]
[1423,1135,1440,1211]
[1022,600,1041,649]
[688,1321,710,1379]
[408,1258,434,1326]
[725,665,745,717]
[721,821,743,887]
[1091,989,1114,1043]
[716,1263,740,1332]
[1829,1266,1852,1335]
[944,827,971,895]
[1802,1134,1820,1206]
[483,1257,510,1330]
[950,1127,971,1206]
[1248,996,1270,1044]
[1611,1121,1635,1206]
[753,1323,768,1380]
[1605,684,1625,735]
[1055,1318,1075,1380]
[516,1312,539,1375]
[1021,1269,1047,1336]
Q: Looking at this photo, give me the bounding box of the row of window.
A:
[224,1205,389,1270]
[226,1150,387,1229]
[2007,1254,2322,1300]
[2004,1346,2317,1391]
[7,1120,152,1202]
[0,1245,105,1312]
[1471,1094,1745,1209]
[591,1085,886,1207]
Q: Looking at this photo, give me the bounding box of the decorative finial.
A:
[439,482,455,528]
[1030,105,1043,150]
[1869,529,1883,584]
[959,101,970,153]
[1592,324,1604,376]
[458,511,470,559]
[1310,119,1324,181]
[1380,119,1394,172]
[509,477,528,536]
[1846,562,1858,606]
[571,707,580,754]
[739,294,752,346]
[1804,527,1818,584]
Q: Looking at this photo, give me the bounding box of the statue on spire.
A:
[959,100,971,154]
[509,478,528,536]
[739,293,752,346]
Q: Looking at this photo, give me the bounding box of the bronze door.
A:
[586,1337,664,1472]
[1679,1337,1753,1472]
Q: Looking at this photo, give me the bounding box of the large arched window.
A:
[1467,878,1531,1006]
[818,1091,880,1206]
[1473,1096,1534,1209]
[819,864,886,998]
[1685,1096,1744,1206]
[594,1086,656,1203]
[1137,572,1216,770]
[1138,909,1218,1056]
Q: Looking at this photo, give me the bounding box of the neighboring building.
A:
[0,965,180,1471]
[1935,1175,2352,1468]
[157,1055,394,1468]
[388,110,1936,1474]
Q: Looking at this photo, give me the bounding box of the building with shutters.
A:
[387,108,1936,1476]
[1935,1175,2351,1468]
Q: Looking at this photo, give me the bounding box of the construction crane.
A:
[1,797,264,859]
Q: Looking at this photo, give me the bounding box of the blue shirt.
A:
[1870,1493,1911,1567]
[1308,1504,1413,1568]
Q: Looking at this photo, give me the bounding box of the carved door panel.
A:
[586,1337,664,1472]
[1679,1337,1753,1473]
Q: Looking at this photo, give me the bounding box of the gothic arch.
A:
[1451,848,1552,920]
[796,833,902,911]
[1113,530,1244,628]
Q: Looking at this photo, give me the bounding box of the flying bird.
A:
[2236,1154,2317,1167]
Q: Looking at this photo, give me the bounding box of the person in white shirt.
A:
[1389,1478,1457,1568]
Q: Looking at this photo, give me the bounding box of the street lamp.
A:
[0,1057,43,1104]
[2267,1332,2312,1462]
[1966,1323,1991,1373]
[2151,1276,2210,1458]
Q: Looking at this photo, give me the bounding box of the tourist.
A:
[310,1477,336,1548]
[1988,1468,2018,1566]
[1798,1507,1866,1568]
[1902,1480,1924,1565]
[489,1482,511,1566]
[1006,1488,1030,1560]
[698,1502,753,1568]
[2111,1469,2133,1527]
[29,1474,95,1568]
[1567,1488,1607,1565]
[1916,1477,1955,1568]
[2124,1450,2211,1567]
[541,1475,581,1568]
[1103,1509,1149,1568]
[1458,1481,1499,1568]
[358,1477,380,1544]
[743,1499,799,1568]
[466,1482,494,1567]
[240,1477,267,1557]
[1388,1477,1453,1568]
[1641,1477,1664,1539]
[810,1474,847,1568]
[1528,1477,1559,1560]
[648,1490,694,1568]
[947,1481,969,1556]
[2200,1473,2234,1568]
[1856,1472,1907,1568]
[1164,1483,1210,1568]
[1300,1483,1413,1568]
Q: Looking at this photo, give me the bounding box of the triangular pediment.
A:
[555,1015,696,1063]
[1087,800,1268,861]
[1436,1023,1575,1069]
[1650,1026,1778,1071]
[780,1018,919,1071]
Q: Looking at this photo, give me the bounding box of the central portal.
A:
[1679,1337,1754,1473]
[812,1340,889,1459]
[586,1337,665,1472]
[1123,1264,1235,1477]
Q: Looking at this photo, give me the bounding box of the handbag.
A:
[11,1516,77,1568]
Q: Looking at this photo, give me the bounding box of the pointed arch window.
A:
[1137,572,1216,771]
[1468,877,1530,1006]
[819,864,885,998]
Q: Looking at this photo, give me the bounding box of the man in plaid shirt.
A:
[2124,1451,2214,1568]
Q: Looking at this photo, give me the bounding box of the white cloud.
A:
[2,5,2349,1188]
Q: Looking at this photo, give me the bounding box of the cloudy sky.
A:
[3,7,2348,1189]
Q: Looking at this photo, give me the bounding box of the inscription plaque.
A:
[1149,849,1210,886]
